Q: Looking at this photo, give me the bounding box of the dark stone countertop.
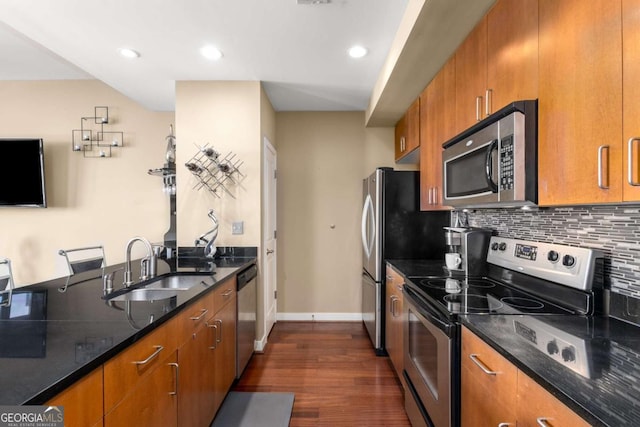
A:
[0,252,256,406]
[387,259,640,427]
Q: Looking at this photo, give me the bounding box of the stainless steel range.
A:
[402,236,605,427]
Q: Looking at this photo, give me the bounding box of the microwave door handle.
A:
[485,139,499,193]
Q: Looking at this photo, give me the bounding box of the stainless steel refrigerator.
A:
[361,167,448,354]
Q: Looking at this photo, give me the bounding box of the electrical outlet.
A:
[232,221,244,235]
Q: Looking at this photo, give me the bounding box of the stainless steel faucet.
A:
[123,236,155,287]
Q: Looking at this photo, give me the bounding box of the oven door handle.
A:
[404,286,454,336]
[485,139,499,193]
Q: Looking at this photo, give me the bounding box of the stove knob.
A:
[561,346,576,363]
[562,255,576,267]
[547,250,559,263]
[491,242,499,251]
[547,340,559,355]
[498,242,507,251]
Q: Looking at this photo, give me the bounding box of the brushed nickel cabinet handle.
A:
[498,423,514,427]
[485,89,492,117]
[133,345,164,366]
[222,289,233,297]
[433,187,438,205]
[628,137,640,186]
[168,362,179,396]
[598,145,610,189]
[469,354,498,375]
[536,418,553,427]
[476,96,483,122]
[189,308,208,321]
[215,319,223,343]
[207,323,218,349]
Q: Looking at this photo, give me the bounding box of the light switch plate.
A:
[232,221,244,235]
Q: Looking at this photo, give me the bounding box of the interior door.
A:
[263,137,277,342]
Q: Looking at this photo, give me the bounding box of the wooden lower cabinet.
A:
[46,367,104,427]
[461,326,591,427]
[212,292,237,412]
[385,265,404,382]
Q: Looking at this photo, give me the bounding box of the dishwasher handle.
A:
[237,264,258,290]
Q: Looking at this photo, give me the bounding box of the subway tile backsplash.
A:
[466,205,640,301]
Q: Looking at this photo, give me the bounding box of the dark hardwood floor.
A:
[233,321,411,426]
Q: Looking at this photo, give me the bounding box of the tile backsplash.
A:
[466,205,640,299]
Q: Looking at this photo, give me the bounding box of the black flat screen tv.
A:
[0,138,47,207]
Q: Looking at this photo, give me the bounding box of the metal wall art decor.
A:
[71,106,124,158]
[184,143,245,198]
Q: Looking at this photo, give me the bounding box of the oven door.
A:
[403,286,457,427]
[443,121,499,207]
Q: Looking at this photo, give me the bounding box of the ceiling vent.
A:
[297,0,330,4]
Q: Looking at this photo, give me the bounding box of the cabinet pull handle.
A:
[469,354,498,375]
[207,323,218,349]
[222,289,233,297]
[498,423,514,427]
[396,284,403,293]
[597,145,610,189]
[189,308,208,321]
[628,137,640,186]
[476,96,483,122]
[133,345,164,366]
[390,296,398,317]
[433,187,438,205]
[485,89,492,117]
[386,275,393,281]
[216,319,223,343]
[536,418,553,427]
[168,362,179,396]
[427,187,433,205]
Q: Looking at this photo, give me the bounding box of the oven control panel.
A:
[513,316,593,378]
[487,236,603,291]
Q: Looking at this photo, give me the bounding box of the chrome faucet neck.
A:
[124,236,154,287]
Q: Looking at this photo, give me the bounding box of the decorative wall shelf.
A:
[185,143,245,198]
[71,106,124,158]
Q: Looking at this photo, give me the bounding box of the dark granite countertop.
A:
[0,250,256,406]
[461,315,640,427]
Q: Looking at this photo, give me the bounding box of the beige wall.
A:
[0,80,174,286]
[275,111,408,319]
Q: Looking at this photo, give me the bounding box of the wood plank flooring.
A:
[233,321,411,426]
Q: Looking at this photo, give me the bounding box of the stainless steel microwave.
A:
[442,100,537,208]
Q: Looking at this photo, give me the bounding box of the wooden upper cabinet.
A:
[395,98,420,162]
[455,16,487,135]
[538,0,622,205]
[420,55,455,211]
[623,0,640,201]
[486,0,539,114]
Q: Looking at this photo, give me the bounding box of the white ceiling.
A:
[0,0,409,112]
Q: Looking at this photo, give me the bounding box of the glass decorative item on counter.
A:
[184,143,245,198]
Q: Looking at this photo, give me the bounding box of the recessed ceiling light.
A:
[348,45,368,59]
[201,45,223,61]
[118,48,140,59]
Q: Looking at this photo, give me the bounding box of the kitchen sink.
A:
[143,274,212,291]
[108,288,179,302]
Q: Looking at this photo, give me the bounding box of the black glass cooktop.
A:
[406,275,576,316]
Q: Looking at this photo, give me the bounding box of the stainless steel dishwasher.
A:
[236,264,257,378]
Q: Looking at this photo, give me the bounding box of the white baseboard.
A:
[276,312,363,322]
[254,336,267,353]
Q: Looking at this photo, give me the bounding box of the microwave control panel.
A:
[500,135,514,190]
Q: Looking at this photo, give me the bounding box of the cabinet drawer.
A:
[517,371,591,427]
[461,327,518,410]
[212,276,236,311]
[177,290,216,344]
[104,319,178,411]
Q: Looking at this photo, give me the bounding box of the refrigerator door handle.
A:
[361,194,375,259]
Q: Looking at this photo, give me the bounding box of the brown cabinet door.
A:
[461,327,517,427]
[420,55,455,211]
[46,367,104,427]
[538,0,622,205]
[486,0,539,114]
[385,265,404,379]
[623,0,640,201]
[395,114,407,160]
[455,17,487,135]
[212,294,238,413]
[104,350,178,427]
[517,371,590,427]
[395,98,420,162]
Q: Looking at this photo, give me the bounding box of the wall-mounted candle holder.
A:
[71,106,124,158]
[185,143,245,198]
